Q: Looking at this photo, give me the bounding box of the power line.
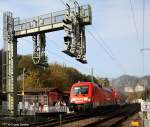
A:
[129,0,144,77]
[19,36,91,73]
[91,25,116,59]
[87,28,114,59]
[91,26,126,74]
[46,36,100,74]
[142,0,148,101]
[45,39,90,68]
[17,36,96,82]
[129,0,141,48]
[141,48,150,52]
[46,36,62,49]
[86,28,126,74]
[59,0,80,9]
[46,37,102,76]
[142,0,145,75]
[59,0,67,7]
[46,48,90,72]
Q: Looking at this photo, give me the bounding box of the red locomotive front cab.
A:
[70,82,93,110]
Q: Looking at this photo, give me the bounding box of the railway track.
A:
[0,104,139,127]
[30,111,100,127]
[53,104,140,127]
[30,105,122,127]
[83,103,140,127]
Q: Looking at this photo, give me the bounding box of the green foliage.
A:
[97,77,110,87]
[18,55,43,74]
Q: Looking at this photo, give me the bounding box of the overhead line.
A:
[87,28,114,60]
[46,36,62,49]
[90,26,126,74]
[59,0,67,7]
[46,48,90,72]
[86,28,126,74]
[46,35,102,75]
[45,39,91,69]
[91,25,116,59]
[19,36,91,73]
[129,0,141,48]
[142,0,145,75]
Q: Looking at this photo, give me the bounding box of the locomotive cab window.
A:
[74,86,89,95]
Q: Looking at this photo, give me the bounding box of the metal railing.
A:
[14,5,91,32]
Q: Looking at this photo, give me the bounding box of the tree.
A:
[97,78,110,87]
[17,55,101,91]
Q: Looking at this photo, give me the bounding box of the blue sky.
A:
[0,0,150,78]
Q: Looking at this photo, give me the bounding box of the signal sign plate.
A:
[141,102,150,111]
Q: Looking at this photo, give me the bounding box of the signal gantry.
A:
[2,3,92,116]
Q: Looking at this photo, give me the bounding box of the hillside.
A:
[111,75,150,93]
[0,53,100,91]
[1,51,150,93]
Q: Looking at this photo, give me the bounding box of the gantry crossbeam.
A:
[14,5,91,38]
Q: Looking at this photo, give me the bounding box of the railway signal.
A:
[32,33,47,67]
[75,26,87,63]
[62,4,75,57]
[62,2,87,63]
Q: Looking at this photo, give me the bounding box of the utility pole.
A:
[140,48,150,126]
[22,68,25,96]
[22,68,25,114]
[91,68,94,83]
[140,49,149,101]
[140,48,150,52]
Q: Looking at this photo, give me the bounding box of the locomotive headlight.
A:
[84,97,91,102]
[70,98,76,102]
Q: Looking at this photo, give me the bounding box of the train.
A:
[69,81,126,111]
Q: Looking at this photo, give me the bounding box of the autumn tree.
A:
[17,55,101,91]
[97,77,110,87]
[18,55,47,90]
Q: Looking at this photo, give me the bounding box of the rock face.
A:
[111,75,150,93]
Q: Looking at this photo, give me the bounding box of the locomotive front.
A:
[69,82,93,111]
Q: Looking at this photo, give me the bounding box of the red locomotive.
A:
[69,81,126,111]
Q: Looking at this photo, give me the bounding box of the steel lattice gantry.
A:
[14,5,91,37]
[3,12,18,116]
[2,5,92,116]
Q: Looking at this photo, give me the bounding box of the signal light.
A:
[62,50,76,57]
[76,57,87,64]
[64,36,71,42]
[62,6,87,64]
[63,18,72,24]
[62,36,75,57]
